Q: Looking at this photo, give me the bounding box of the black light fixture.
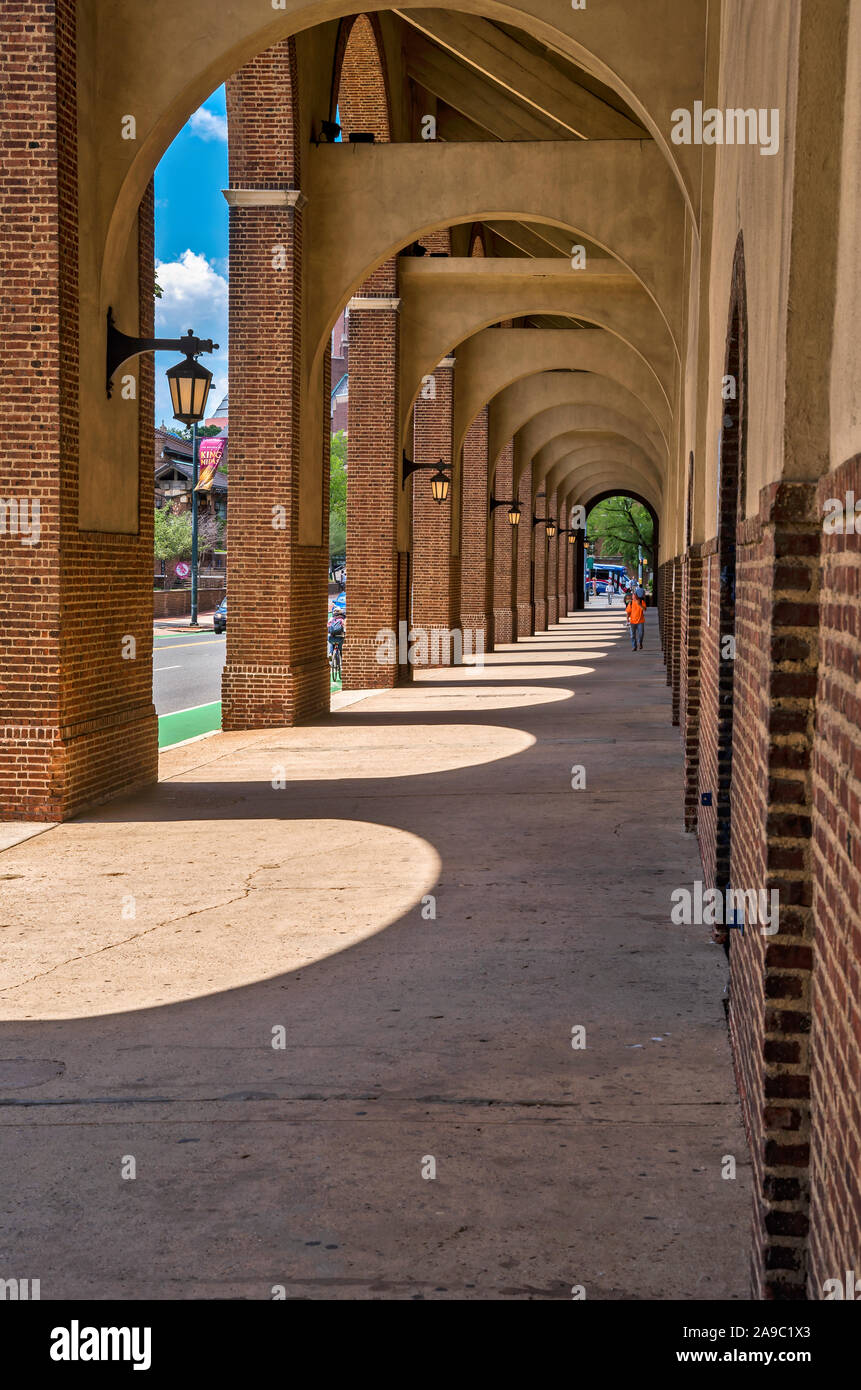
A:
[558,527,578,545]
[320,119,341,142]
[165,355,214,426]
[545,518,557,539]
[106,310,218,423]
[403,451,452,504]
[348,131,375,143]
[490,493,521,526]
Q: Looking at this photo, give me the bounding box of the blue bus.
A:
[588,562,629,594]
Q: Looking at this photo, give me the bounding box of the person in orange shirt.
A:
[625,588,647,650]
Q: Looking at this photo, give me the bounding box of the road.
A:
[153,631,225,715]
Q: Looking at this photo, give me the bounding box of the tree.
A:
[330,429,347,556]
[587,495,654,571]
[154,503,221,586]
[171,423,223,443]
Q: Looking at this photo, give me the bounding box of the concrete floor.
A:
[0,609,751,1300]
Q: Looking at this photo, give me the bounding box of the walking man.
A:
[625,586,647,651]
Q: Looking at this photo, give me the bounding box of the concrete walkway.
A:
[0,609,750,1300]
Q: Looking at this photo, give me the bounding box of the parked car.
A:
[213,596,226,634]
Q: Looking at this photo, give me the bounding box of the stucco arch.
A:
[458,334,673,460]
[398,264,676,443]
[307,139,686,383]
[516,406,664,485]
[536,436,663,504]
[487,383,668,486]
[90,0,705,314]
[554,453,662,516]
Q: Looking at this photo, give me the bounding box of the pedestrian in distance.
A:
[625,587,647,651]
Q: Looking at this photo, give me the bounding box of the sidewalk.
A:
[0,609,750,1299]
[153,608,218,635]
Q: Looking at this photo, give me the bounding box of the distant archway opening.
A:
[584,490,660,612]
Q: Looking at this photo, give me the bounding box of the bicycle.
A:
[329,640,343,682]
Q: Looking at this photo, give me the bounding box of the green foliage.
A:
[154,503,193,563]
[171,423,223,443]
[587,495,654,570]
[330,429,347,556]
[154,503,221,585]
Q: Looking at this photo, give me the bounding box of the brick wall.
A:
[1,1,158,820]
[809,453,861,1295]
[412,360,457,661]
[534,492,547,632]
[697,544,721,878]
[669,556,682,724]
[344,275,401,689]
[334,14,391,140]
[546,489,559,625]
[459,407,493,650]
[728,481,819,1299]
[516,464,534,637]
[680,548,704,834]
[492,440,516,644]
[223,40,329,729]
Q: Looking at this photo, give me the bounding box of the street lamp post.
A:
[191,422,200,626]
[106,308,218,630]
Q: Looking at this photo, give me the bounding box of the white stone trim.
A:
[347,296,401,312]
[222,188,307,210]
[436,356,456,368]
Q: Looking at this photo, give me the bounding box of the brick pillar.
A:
[670,555,683,723]
[222,44,328,729]
[546,490,559,625]
[810,453,861,1293]
[460,407,493,651]
[343,265,401,689]
[555,494,568,618]
[533,492,547,632]
[492,440,516,643]
[411,359,455,664]
[680,547,703,833]
[0,1,159,821]
[515,464,534,637]
[728,480,819,1300]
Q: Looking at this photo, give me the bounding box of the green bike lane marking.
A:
[158,701,222,749]
[159,683,340,749]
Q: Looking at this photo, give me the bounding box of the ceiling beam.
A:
[404,34,565,143]
[484,220,565,259]
[396,9,645,140]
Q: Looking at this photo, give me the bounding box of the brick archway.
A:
[331,13,392,141]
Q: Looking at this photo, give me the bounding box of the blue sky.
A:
[154,87,229,428]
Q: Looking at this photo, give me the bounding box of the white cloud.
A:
[189,107,228,143]
[154,250,228,427]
